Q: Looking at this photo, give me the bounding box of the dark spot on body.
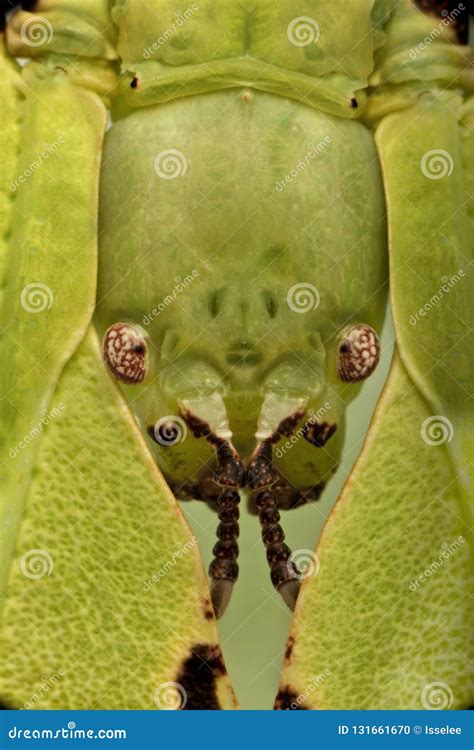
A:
[131,76,139,89]
[288,482,326,508]
[350,98,358,108]
[202,598,214,620]
[274,687,308,710]
[180,410,211,439]
[275,409,306,438]
[285,636,295,661]
[302,421,337,448]
[0,698,16,709]
[414,0,469,43]
[176,644,226,710]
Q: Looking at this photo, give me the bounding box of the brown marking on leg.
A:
[176,644,227,710]
[274,687,308,710]
[302,420,337,448]
[246,440,275,489]
[180,410,244,617]
[247,440,300,609]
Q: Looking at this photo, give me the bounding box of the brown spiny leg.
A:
[181,410,244,618]
[247,436,300,611]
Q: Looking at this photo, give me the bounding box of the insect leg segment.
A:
[247,440,300,612]
[248,393,308,611]
[179,394,244,618]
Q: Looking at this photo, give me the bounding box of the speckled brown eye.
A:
[337,324,380,382]
[102,323,148,384]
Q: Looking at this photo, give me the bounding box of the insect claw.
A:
[278,579,300,612]
[210,578,234,619]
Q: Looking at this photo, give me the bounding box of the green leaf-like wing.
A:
[277,94,473,710]
[0,326,237,709]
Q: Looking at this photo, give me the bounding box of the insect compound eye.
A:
[102,322,149,384]
[337,324,381,382]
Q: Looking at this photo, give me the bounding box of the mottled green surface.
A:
[279,94,473,709]
[0,0,472,711]
[0,67,106,596]
[0,328,236,709]
[279,352,473,708]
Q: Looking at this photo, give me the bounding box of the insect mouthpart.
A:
[226,351,262,366]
